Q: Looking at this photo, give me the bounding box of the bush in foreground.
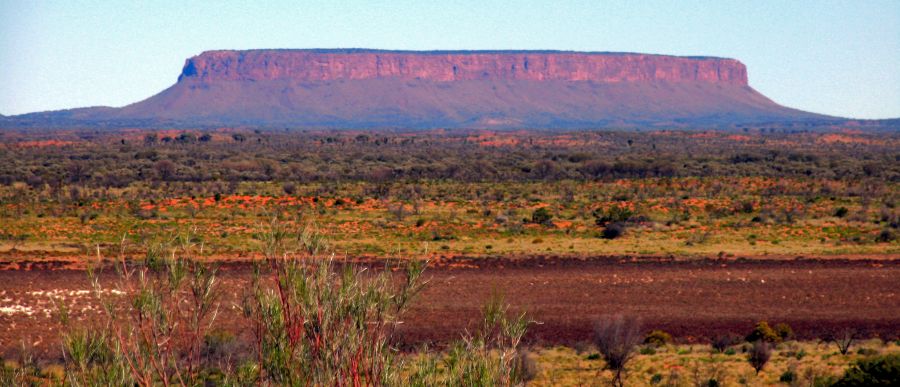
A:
[52,222,531,386]
[242,220,427,385]
[411,294,531,386]
[833,353,900,386]
[59,234,220,386]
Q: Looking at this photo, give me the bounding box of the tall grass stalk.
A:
[52,221,530,386]
[242,219,426,385]
[60,231,220,386]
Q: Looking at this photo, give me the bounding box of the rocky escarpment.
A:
[176,49,748,85]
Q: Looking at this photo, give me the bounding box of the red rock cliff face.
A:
[178,49,748,85]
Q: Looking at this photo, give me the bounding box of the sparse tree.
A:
[748,341,772,374]
[154,160,176,181]
[594,315,642,387]
[834,328,856,355]
[388,203,407,221]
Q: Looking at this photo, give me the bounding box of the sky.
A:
[1,0,898,119]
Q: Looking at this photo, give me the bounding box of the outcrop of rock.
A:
[177,49,748,85]
[8,49,834,128]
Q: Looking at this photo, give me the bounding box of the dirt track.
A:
[1,256,899,358]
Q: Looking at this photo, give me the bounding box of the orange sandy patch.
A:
[553,221,574,229]
[817,134,873,145]
[15,140,75,148]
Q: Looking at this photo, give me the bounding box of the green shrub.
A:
[593,206,635,225]
[55,220,535,385]
[202,330,239,367]
[876,229,895,242]
[774,322,794,341]
[746,321,781,343]
[59,232,220,386]
[832,353,900,386]
[531,207,553,225]
[243,221,426,385]
[835,207,849,218]
[779,369,796,383]
[601,222,626,239]
[711,334,739,353]
[644,330,672,347]
[413,294,531,386]
[856,348,879,356]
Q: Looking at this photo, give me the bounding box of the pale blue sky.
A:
[1,0,898,119]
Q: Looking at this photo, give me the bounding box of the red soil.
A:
[1,256,898,359]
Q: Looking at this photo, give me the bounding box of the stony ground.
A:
[2,255,898,360]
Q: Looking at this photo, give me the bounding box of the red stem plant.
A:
[241,220,426,385]
[59,232,220,386]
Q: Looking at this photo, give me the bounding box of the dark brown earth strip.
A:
[1,257,898,359]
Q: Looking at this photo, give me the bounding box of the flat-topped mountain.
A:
[176,49,749,84]
[8,49,835,129]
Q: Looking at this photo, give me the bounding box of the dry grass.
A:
[1,178,897,261]
[528,340,900,386]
